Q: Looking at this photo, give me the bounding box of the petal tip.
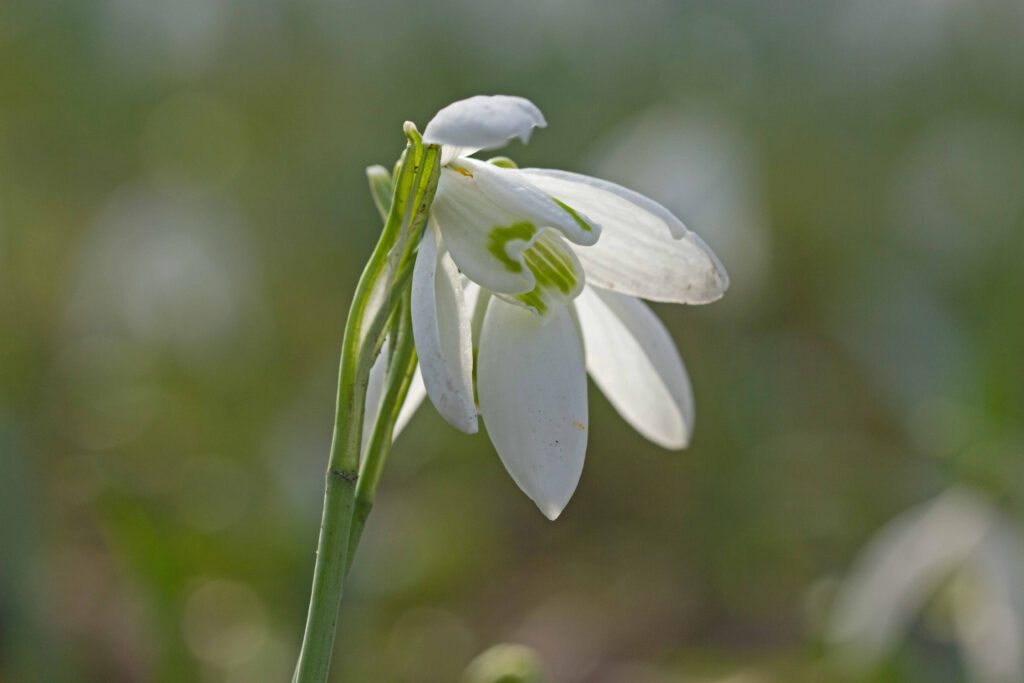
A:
[661,435,690,451]
[530,480,578,522]
[453,410,480,435]
[430,393,480,435]
[644,426,689,450]
[687,232,730,301]
[707,260,730,299]
[539,502,564,521]
[423,95,547,153]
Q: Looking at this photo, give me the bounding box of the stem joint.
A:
[329,468,359,484]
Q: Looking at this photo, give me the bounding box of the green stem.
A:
[292,134,440,683]
[347,296,418,570]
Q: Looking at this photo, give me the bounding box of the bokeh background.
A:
[2,0,1023,681]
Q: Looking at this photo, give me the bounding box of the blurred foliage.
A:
[461,644,548,683]
[1,0,1023,681]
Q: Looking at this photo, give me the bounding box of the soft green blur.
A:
[2,1,1022,682]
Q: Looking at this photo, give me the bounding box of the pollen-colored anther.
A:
[450,165,474,178]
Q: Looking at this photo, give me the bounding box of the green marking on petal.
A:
[530,242,575,288]
[486,224,583,317]
[487,222,537,273]
[487,156,519,169]
[516,289,548,316]
[512,231,582,316]
[523,249,572,294]
[551,197,593,233]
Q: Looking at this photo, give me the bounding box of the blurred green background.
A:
[2,0,1023,681]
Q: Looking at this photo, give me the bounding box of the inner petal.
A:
[503,229,585,319]
[459,158,601,247]
[433,168,588,316]
[433,170,537,295]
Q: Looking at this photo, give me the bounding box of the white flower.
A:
[370,95,728,520]
[826,488,1024,683]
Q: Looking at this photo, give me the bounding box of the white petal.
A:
[423,95,546,159]
[826,489,995,672]
[433,171,536,295]
[497,229,585,318]
[433,172,587,317]
[411,227,478,433]
[457,158,600,246]
[477,297,588,520]
[955,523,1024,683]
[575,286,693,449]
[465,279,490,371]
[362,343,389,450]
[463,278,482,315]
[520,169,729,304]
[466,280,489,341]
[522,169,686,237]
[362,348,427,451]
[394,366,426,437]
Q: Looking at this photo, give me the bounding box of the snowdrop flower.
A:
[826,487,1024,683]
[375,95,728,519]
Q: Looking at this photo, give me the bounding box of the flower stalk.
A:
[348,295,419,570]
[292,128,440,683]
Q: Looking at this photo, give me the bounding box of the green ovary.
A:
[486,156,519,169]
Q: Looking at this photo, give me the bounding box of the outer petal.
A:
[955,523,1024,683]
[363,350,427,450]
[574,286,694,449]
[457,158,600,247]
[520,169,729,304]
[394,367,426,436]
[423,95,546,161]
[462,279,482,323]
[466,280,489,342]
[477,297,588,520]
[362,342,390,450]
[826,489,994,672]
[411,226,478,433]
